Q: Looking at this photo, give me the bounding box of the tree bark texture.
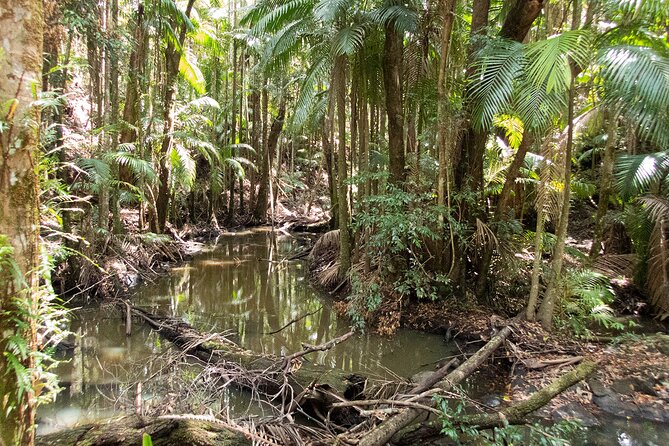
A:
[0,1,43,444]
[383,21,406,188]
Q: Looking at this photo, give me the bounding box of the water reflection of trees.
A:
[41,231,456,433]
[136,232,456,378]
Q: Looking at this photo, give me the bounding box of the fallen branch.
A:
[264,306,323,335]
[332,399,442,416]
[357,325,513,446]
[283,331,355,365]
[523,356,583,370]
[459,359,597,428]
[396,360,598,444]
[121,302,363,414]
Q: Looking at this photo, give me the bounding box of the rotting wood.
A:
[122,302,365,420]
[396,360,597,444]
[357,325,513,446]
[36,415,252,446]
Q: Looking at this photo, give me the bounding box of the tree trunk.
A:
[119,2,146,147]
[253,97,286,222]
[154,0,196,233]
[0,1,43,444]
[436,0,457,272]
[538,76,576,330]
[227,42,238,222]
[334,55,351,274]
[383,21,405,188]
[526,204,546,320]
[475,132,534,297]
[238,51,246,216]
[590,112,616,259]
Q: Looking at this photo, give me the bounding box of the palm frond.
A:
[314,0,351,23]
[179,51,206,94]
[639,195,669,223]
[170,145,196,190]
[469,38,525,131]
[647,221,669,319]
[331,24,366,56]
[370,4,419,34]
[599,45,669,147]
[290,55,331,130]
[250,0,316,35]
[77,157,112,186]
[105,151,157,183]
[615,152,669,200]
[525,30,593,94]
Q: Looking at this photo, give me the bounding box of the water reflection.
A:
[39,229,454,435]
[135,229,457,378]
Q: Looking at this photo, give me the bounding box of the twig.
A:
[264,306,323,335]
[332,399,442,416]
[282,331,355,366]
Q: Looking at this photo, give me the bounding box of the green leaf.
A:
[179,52,206,94]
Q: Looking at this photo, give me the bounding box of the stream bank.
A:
[42,228,669,445]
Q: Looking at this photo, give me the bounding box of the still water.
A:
[38,228,669,445]
[38,229,458,435]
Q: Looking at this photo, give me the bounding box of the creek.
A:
[38,228,669,445]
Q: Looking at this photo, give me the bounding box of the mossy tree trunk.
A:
[0,1,43,444]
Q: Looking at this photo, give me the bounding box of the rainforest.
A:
[1,0,669,445]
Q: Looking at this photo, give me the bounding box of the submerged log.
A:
[126,304,366,422]
[357,325,513,446]
[36,415,251,446]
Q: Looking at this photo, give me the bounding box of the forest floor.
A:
[49,196,669,434]
[305,199,669,429]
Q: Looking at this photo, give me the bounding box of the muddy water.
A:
[38,229,459,434]
[39,229,669,445]
[133,229,458,377]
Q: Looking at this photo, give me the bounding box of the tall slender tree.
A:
[0,0,43,444]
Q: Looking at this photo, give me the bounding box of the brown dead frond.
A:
[592,254,637,278]
[317,260,342,288]
[474,218,499,251]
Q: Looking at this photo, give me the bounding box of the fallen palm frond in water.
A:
[38,304,596,446]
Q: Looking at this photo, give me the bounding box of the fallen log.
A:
[460,359,597,428]
[36,415,251,446]
[357,325,513,446]
[123,304,368,423]
[396,360,597,444]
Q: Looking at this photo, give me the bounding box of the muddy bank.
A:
[305,230,669,435]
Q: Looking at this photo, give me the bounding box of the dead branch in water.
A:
[264,306,323,335]
[356,325,514,446]
[396,360,597,444]
[94,304,598,446]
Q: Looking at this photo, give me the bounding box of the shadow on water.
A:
[38,228,669,444]
[38,229,457,435]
